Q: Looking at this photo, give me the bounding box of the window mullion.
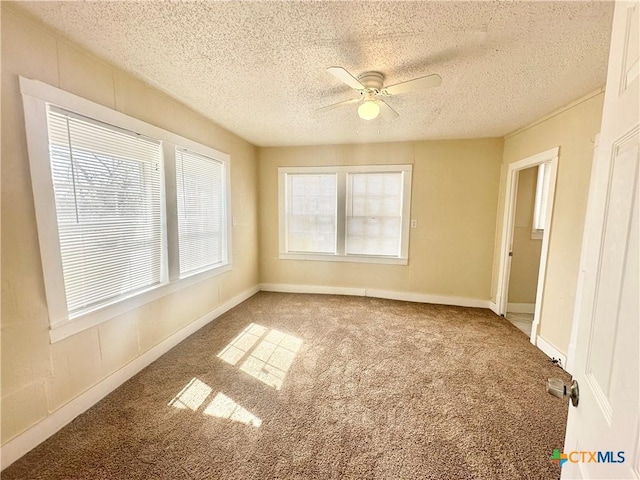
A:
[400,169,413,259]
[163,142,180,282]
[336,171,347,256]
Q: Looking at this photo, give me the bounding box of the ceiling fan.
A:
[317,66,442,121]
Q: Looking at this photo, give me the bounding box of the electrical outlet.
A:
[232,216,237,226]
[411,219,417,228]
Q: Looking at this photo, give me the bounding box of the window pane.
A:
[47,107,163,316]
[176,149,226,276]
[346,172,403,256]
[286,174,337,253]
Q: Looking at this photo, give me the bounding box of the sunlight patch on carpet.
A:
[217,323,267,366]
[217,324,303,390]
[169,379,261,427]
[204,392,262,427]
[168,378,213,411]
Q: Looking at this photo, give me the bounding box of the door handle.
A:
[547,378,579,406]
[569,379,579,407]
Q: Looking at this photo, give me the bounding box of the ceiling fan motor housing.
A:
[357,71,385,91]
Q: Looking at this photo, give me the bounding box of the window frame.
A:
[45,106,167,317]
[175,147,229,278]
[20,77,232,343]
[278,164,412,265]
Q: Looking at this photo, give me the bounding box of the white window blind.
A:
[533,161,551,232]
[346,172,403,256]
[176,148,226,276]
[286,174,337,254]
[47,106,163,316]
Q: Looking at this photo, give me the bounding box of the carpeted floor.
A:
[3,292,570,479]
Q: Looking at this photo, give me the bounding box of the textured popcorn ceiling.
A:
[16,1,613,147]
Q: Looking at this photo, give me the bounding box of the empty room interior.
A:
[1,1,638,479]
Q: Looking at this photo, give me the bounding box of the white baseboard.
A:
[259,283,491,309]
[1,283,492,469]
[535,335,567,371]
[507,302,535,314]
[489,301,500,316]
[364,288,490,309]
[259,283,366,297]
[0,285,259,471]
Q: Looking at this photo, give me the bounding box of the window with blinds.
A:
[22,77,233,338]
[47,106,163,316]
[278,165,411,264]
[533,161,551,233]
[346,172,403,256]
[176,148,226,276]
[286,174,337,254]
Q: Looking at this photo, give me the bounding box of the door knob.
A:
[569,379,579,407]
[546,378,579,406]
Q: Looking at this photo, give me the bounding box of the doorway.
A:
[496,147,559,344]
[505,165,546,337]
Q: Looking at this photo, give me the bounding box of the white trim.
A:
[489,301,500,315]
[50,264,232,343]
[504,87,604,139]
[19,77,231,163]
[365,289,490,309]
[0,285,259,471]
[495,147,559,347]
[20,92,70,326]
[278,164,412,264]
[278,165,410,174]
[506,303,535,314]
[0,284,492,469]
[536,335,568,371]
[259,283,491,309]
[259,283,366,297]
[278,253,408,265]
[19,77,233,343]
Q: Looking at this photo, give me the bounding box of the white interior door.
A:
[562,2,639,479]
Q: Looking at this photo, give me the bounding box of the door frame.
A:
[495,146,559,344]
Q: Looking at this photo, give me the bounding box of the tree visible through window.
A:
[47,107,163,315]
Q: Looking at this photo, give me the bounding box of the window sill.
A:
[278,253,408,265]
[49,263,232,343]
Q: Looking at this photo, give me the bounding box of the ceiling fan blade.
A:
[379,100,399,120]
[315,97,361,114]
[382,74,442,96]
[327,67,365,90]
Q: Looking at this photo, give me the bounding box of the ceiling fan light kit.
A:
[357,100,380,120]
[319,66,442,121]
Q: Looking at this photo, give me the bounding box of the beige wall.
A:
[1,6,259,445]
[0,1,605,455]
[491,92,605,354]
[258,139,504,299]
[507,166,542,304]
